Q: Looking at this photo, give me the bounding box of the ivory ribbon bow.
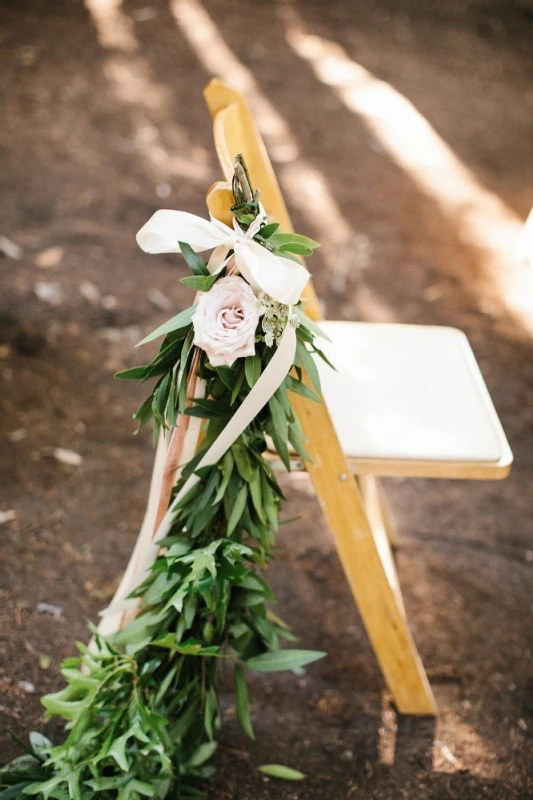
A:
[136,209,310,305]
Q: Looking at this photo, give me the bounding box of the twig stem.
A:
[233,154,253,202]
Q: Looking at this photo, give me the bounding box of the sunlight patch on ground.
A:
[170,0,385,305]
[84,0,211,183]
[283,10,533,332]
[519,207,533,270]
[434,706,502,778]
[377,686,503,778]
[85,0,137,52]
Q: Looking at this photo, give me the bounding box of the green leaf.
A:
[288,420,312,463]
[189,547,218,583]
[248,470,265,523]
[112,607,168,647]
[187,741,217,767]
[154,661,180,706]
[213,450,234,504]
[232,442,255,482]
[204,686,218,741]
[22,774,66,797]
[232,209,256,227]
[269,232,320,251]
[296,340,322,396]
[273,383,293,421]
[294,306,331,341]
[167,372,178,427]
[107,729,133,772]
[2,784,36,799]
[85,775,127,792]
[153,635,200,653]
[152,635,222,657]
[3,754,40,773]
[221,540,253,564]
[170,699,200,742]
[245,649,326,673]
[278,242,313,257]
[178,334,195,413]
[125,780,157,798]
[174,784,205,798]
[137,305,195,347]
[231,590,267,608]
[152,372,171,425]
[258,222,279,239]
[284,374,321,403]
[181,274,218,292]
[133,394,154,429]
[227,483,247,535]
[234,664,254,740]
[313,344,336,371]
[240,572,276,602]
[28,732,52,761]
[244,354,262,388]
[215,365,235,390]
[258,765,306,781]
[267,394,290,471]
[186,398,231,419]
[179,242,210,276]
[41,689,88,721]
[230,363,246,404]
[59,667,98,691]
[114,365,152,381]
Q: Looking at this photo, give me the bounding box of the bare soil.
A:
[1,1,533,798]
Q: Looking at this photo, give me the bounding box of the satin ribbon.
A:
[97,380,206,636]
[100,318,297,621]
[136,209,310,306]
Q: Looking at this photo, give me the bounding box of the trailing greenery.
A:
[1,166,328,800]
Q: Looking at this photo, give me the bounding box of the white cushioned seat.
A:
[313,321,512,479]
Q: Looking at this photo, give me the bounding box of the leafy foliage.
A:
[258,765,306,781]
[1,166,327,800]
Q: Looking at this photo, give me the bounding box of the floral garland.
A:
[1,159,332,799]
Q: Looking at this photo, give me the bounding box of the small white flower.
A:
[259,292,300,347]
[192,276,260,367]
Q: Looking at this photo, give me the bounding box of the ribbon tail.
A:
[95,430,168,636]
[96,379,207,635]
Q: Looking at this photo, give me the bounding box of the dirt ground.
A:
[1,0,533,798]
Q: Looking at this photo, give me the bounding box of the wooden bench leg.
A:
[356,474,400,548]
[292,394,437,716]
[356,475,405,617]
[377,478,400,548]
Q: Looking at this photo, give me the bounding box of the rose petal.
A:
[192,276,259,368]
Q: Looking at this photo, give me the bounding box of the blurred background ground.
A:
[1,0,533,797]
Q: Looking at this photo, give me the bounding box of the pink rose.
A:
[192,276,260,367]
